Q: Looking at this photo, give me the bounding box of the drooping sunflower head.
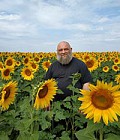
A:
[34,79,58,109]
[78,80,120,125]
[0,81,18,110]
[42,60,51,71]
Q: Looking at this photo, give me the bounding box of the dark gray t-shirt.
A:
[45,57,92,101]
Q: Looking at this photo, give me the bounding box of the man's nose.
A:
[61,49,65,53]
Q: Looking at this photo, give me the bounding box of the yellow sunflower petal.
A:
[108,108,118,121]
[102,110,109,125]
[94,109,102,123]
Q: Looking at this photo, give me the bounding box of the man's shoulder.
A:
[73,57,85,64]
[50,60,59,68]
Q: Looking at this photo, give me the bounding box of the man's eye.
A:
[58,48,69,52]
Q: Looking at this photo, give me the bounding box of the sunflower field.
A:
[0,51,120,140]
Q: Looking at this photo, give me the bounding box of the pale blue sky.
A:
[0,0,120,52]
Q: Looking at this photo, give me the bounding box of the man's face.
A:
[57,43,72,64]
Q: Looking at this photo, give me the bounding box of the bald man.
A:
[45,41,92,101]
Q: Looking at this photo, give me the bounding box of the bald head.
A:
[57,41,71,51]
[56,41,72,64]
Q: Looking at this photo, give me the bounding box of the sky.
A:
[0,0,120,52]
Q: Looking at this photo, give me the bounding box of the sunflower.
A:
[42,60,51,71]
[78,80,120,125]
[33,56,40,63]
[103,66,109,72]
[34,79,58,109]
[30,62,39,72]
[112,65,119,72]
[5,57,16,68]
[15,61,21,67]
[0,81,18,110]
[1,67,14,80]
[22,57,31,66]
[21,67,34,81]
[84,58,98,72]
[113,57,120,65]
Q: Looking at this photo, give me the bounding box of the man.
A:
[45,41,92,101]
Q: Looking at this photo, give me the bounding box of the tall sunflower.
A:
[78,80,120,125]
[21,67,34,81]
[0,81,18,110]
[34,79,58,109]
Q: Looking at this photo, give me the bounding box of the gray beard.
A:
[57,52,72,65]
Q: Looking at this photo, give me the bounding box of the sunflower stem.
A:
[99,127,103,140]
[71,76,75,140]
[30,85,34,135]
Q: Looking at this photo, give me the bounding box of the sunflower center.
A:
[91,89,114,110]
[32,63,36,69]
[115,59,118,63]
[24,58,29,64]
[86,60,94,68]
[4,87,10,100]
[114,66,118,70]
[4,69,10,76]
[6,60,12,66]
[25,69,31,76]
[46,62,50,68]
[84,55,90,61]
[38,85,48,98]
[34,57,39,62]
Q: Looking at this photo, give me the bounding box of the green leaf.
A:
[30,131,39,140]
[60,131,71,140]
[54,111,66,121]
[85,120,103,133]
[17,132,31,140]
[15,119,33,131]
[41,121,51,130]
[104,133,120,140]
[0,131,9,140]
[75,129,96,140]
